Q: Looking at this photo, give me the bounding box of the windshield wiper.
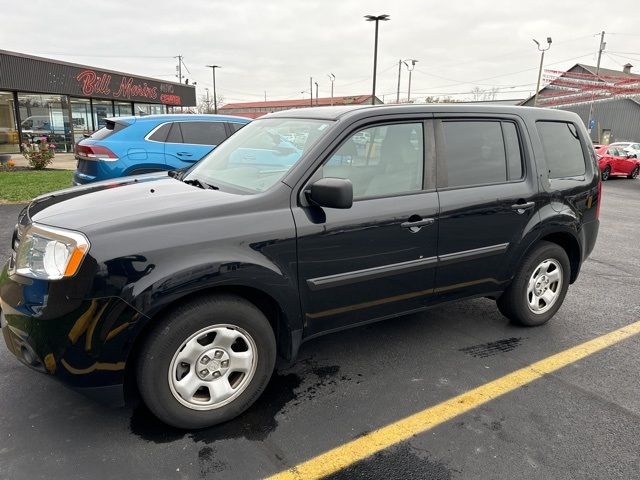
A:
[183,178,219,190]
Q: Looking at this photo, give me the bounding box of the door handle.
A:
[511,201,535,213]
[177,152,193,157]
[401,217,435,232]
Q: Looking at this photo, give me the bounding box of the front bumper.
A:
[1,263,144,402]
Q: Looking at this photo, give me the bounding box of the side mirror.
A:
[307,177,353,209]
[629,153,637,158]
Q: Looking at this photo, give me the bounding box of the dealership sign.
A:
[0,51,196,107]
[76,69,183,105]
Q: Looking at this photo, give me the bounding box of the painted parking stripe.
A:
[266,320,640,480]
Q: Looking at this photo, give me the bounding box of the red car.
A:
[596,145,640,180]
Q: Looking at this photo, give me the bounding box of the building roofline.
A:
[0,49,191,89]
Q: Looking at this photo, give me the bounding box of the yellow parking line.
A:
[267,320,640,480]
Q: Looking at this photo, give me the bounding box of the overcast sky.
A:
[3,0,640,104]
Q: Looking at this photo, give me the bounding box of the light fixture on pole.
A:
[403,59,418,103]
[365,14,390,105]
[532,37,552,107]
[328,73,336,106]
[205,65,221,113]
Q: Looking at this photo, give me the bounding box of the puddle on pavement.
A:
[459,337,523,358]
[322,443,455,480]
[129,358,348,445]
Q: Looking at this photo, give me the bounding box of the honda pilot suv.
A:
[0,105,600,429]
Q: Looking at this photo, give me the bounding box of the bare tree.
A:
[198,94,225,114]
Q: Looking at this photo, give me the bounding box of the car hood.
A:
[27,173,253,233]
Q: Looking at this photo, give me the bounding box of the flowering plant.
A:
[21,141,56,170]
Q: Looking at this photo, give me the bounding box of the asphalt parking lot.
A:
[1,178,639,480]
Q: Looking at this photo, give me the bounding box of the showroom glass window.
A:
[0,91,19,153]
[70,97,92,142]
[18,94,72,152]
[114,101,133,117]
[134,103,166,116]
[92,99,114,131]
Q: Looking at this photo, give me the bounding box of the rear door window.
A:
[148,123,172,142]
[166,123,182,143]
[180,122,227,145]
[536,121,586,178]
[439,120,512,188]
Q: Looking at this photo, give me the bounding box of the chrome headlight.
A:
[13,224,90,280]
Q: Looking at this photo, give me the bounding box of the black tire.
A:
[497,241,570,327]
[601,165,611,181]
[136,294,276,429]
[628,166,639,179]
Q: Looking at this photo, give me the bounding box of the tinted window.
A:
[503,122,523,180]
[537,121,586,178]
[323,123,424,198]
[441,121,506,187]
[90,120,127,140]
[148,123,171,142]
[166,122,182,143]
[228,122,246,133]
[180,121,227,145]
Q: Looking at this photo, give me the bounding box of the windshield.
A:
[184,118,333,193]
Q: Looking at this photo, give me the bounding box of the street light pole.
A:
[205,65,221,113]
[365,14,390,105]
[532,37,552,107]
[328,73,335,106]
[588,31,606,140]
[314,81,319,105]
[403,59,418,103]
[396,59,402,103]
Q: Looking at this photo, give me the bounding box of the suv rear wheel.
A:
[497,241,570,326]
[136,294,276,429]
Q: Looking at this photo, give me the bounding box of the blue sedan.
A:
[73,114,250,184]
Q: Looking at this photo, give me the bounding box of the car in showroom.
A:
[595,145,640,180]
[73,114,250,185]
[1,104,600,429]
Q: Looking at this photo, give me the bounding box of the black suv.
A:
[0,105,600,428]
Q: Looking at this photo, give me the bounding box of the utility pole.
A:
[205,65,221,114]
[175,55,183,83]
[396,59,402,103]
[264,91,267,102]
[533,37,552,107]
[309,77,313,107]
[328,73,335,106]
[588,31,606,140]
[365,14,390,105]
[314,81,319,105]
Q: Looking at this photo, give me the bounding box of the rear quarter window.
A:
[536,121,586,178]
[90,120,128,140]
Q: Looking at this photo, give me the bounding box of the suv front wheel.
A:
[136,294,276,429]
[497,241,570,326]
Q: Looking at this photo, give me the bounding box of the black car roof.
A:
[262,104,579,122]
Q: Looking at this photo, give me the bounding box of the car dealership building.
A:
[0,49,196,154]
